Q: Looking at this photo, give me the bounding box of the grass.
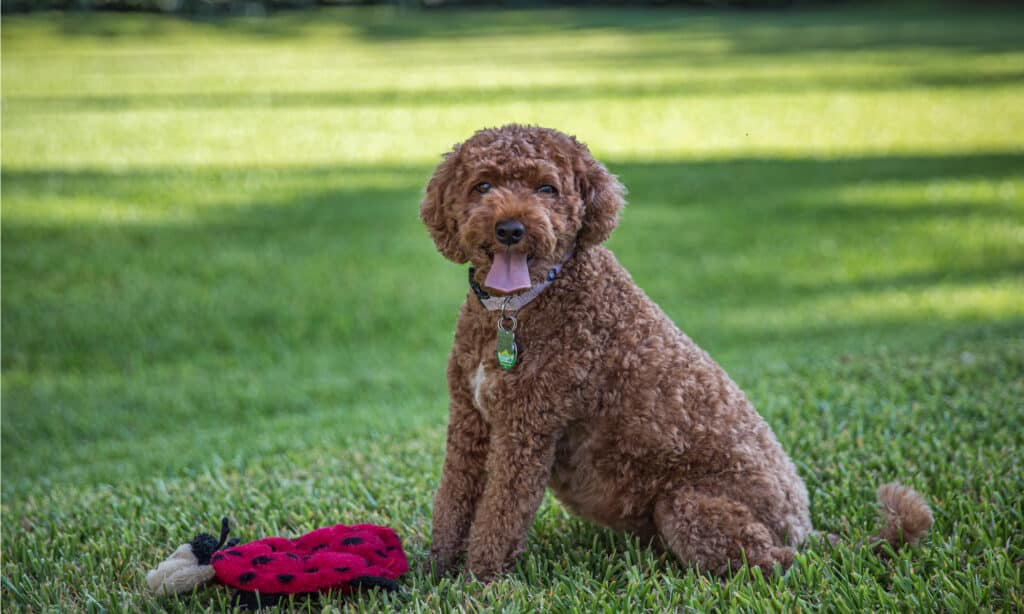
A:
[2,2,1023,611]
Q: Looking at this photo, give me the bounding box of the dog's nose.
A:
[495,219,525,246]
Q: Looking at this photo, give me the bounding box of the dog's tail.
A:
[870,482,934,550]
[818,482,933,554]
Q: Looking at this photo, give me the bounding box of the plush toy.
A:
[147,518,409,609]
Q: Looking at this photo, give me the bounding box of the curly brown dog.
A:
[421,124,933,581]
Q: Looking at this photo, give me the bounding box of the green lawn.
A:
[2,3,1023,611]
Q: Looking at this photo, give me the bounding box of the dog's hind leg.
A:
[654,487,795,576]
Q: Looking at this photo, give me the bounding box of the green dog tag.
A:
[496,318,518,370]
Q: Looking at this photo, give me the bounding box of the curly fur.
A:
[422,124,933,580]
[874,482,934,548]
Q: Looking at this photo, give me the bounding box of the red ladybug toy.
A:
[147,518,408,609]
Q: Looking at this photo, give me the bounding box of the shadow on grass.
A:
[2,150,1021,377]
[8,69,1024,114]
[2,149,1022,490]
[39,4,1024,58]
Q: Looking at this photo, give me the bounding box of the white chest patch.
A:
[469,361,489,422]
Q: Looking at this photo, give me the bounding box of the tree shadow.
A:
[8,68,1024,114]
[2,148,1022,488]
[30,3,1024,58]
[2,150,1021,377]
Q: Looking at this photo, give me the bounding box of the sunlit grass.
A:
[4,8,1024,169]
[4,89,1022,167]
[2,3,1023,612]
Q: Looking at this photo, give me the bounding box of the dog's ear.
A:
[575,153,626,250]
[420,150,469,263]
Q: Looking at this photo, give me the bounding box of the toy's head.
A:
[145,542,217,596]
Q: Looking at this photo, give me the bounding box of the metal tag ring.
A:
[497,314,517,332]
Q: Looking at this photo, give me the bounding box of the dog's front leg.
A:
[466,425,557,581]
[428,384,490,575]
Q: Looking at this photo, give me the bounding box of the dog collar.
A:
[468,246,575,312]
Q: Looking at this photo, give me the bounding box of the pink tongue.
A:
[484,251,532,293]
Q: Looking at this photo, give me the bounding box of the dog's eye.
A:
[536,185,558,195]
[474,182,492,194]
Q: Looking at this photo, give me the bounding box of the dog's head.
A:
[420,124,625,294]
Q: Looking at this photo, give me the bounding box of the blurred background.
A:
[2,0,1022,610]
[0,0,928,14]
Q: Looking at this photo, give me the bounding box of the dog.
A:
[420,124,932,581]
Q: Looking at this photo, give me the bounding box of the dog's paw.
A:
[748,545,795,576]
[423,551,459,579]
[466,558,508,584]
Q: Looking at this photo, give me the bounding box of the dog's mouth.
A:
[482,249,535,294]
